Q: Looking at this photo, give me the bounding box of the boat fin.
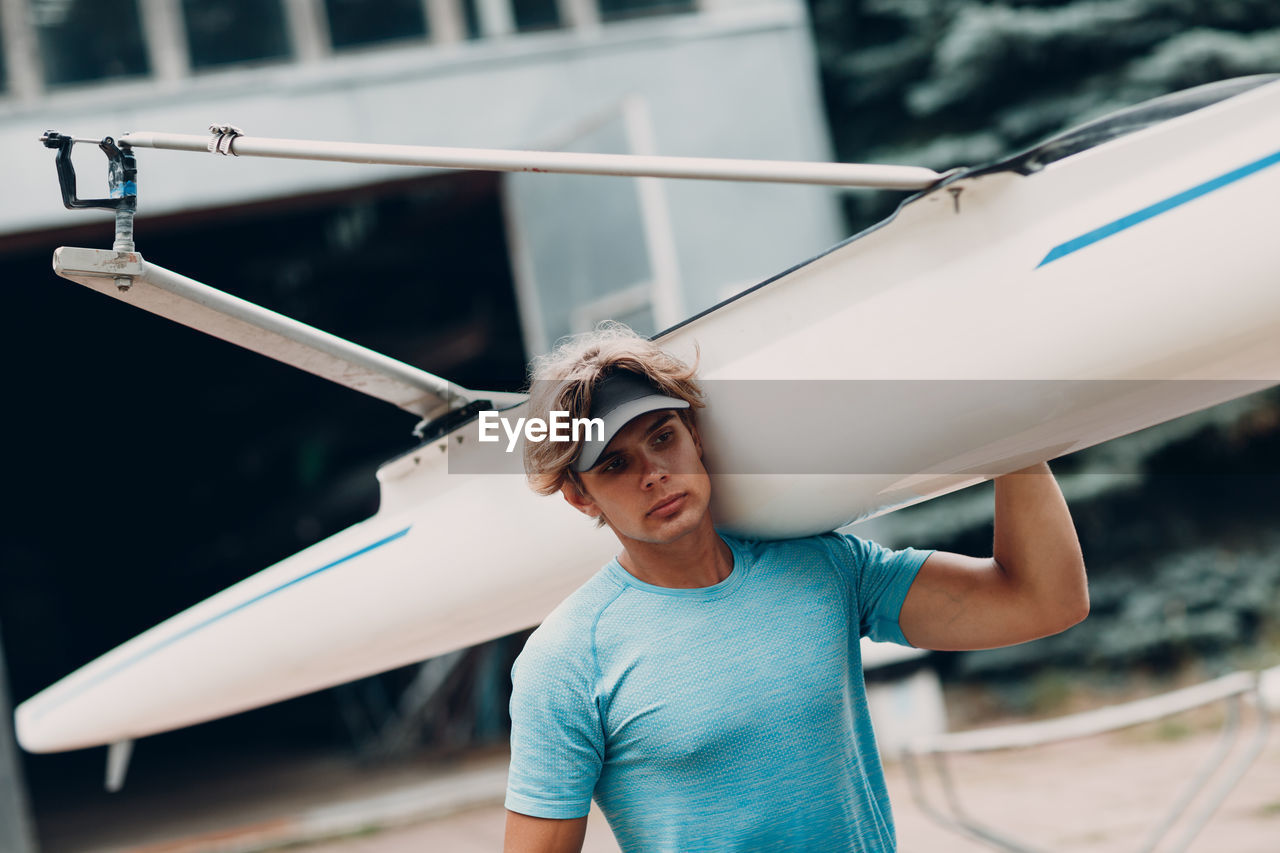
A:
[105,739,133,792]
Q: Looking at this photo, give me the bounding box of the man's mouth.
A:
[647,493,687,517]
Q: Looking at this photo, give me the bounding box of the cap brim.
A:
[573,395,690,472]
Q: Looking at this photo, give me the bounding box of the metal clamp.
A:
[207,123,244,156]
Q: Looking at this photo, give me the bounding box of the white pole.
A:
[118,130,943,190]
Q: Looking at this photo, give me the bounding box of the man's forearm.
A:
[992,462,1089,632]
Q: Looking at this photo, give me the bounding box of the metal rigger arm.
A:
[39,123,945,432]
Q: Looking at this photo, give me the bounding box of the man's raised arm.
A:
[898,462,1089,651]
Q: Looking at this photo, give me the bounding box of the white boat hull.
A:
[17,78,1280,753]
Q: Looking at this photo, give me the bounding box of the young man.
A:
[506,327,1088,853]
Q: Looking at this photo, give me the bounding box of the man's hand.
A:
[505,811,588,853]
[898,462,1088,650]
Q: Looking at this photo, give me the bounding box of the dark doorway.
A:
[1,170,525,837]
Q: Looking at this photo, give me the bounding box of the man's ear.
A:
[560,479,600,519]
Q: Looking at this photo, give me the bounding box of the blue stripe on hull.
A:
[33,525,411,722]
[1038,148,1280,268]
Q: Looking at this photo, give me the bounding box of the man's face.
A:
[563,409,711,545]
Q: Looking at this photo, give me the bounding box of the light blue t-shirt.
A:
[506,532,930,852]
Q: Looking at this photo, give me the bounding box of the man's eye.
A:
[603,457,626,472]
[654,430,674,445]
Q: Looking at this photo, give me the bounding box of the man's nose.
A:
[641,451,668,488]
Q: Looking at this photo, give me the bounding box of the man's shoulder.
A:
[518,567,626,667]
[724,531,850,572]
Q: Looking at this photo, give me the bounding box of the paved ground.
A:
[287,711,1280,853]
[39,697,1279,852]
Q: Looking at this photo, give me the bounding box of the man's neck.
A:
[615,519,733,589]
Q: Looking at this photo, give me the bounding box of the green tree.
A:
[808,0,1280,228]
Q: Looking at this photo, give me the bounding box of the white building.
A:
[0,9,938,841]
[2,0,845,353]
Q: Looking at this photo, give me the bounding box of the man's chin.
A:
[629,504,712,545]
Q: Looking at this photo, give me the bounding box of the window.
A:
[599,0,694,23]
[461,0,479,38]
[505,107,676,352]
[31,0,149,87]
[571,284,656,338]
[182,0,291,69]
[461,0,562,37]
[512,0,560,32]
[325,0,427,50]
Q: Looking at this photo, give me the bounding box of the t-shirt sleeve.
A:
[505,630,605,819]
[826,533,932,646]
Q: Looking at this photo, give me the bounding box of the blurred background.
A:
[2,1,1279,850]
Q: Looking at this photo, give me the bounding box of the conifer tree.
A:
[808,0,1280,227]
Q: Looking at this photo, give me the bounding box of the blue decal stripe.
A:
[1038,148,1280,268]
[34,526,411,721]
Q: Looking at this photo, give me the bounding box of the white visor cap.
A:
[572,371,690,472]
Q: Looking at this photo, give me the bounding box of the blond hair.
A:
[524,323,703,497]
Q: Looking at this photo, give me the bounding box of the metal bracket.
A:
[207,123,244,156]
[413,399,495,441]
[40,131,137,212]
[40,131,139,255]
